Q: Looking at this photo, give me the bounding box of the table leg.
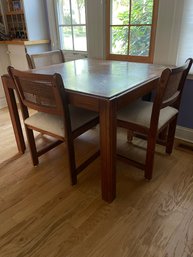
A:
[2,76,26,154]
[99,99,116,203]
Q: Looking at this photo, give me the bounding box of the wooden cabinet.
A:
[0,0,50,108]
[6,11,27,40]
[0,0,50,68]
[0,0,49,41]
[6,0,23,12]
[5,0,26,39]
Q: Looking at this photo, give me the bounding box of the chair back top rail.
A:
[26,50,65,69]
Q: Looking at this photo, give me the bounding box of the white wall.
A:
[46,0,58,50]
[24,0,49,40]
[154,0,185,65]
[86,0,105,59]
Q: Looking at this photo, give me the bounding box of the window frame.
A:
[106,0,159,63]
[55,0,88,53]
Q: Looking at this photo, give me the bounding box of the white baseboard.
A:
[175,126,193,143]
[0,97,7,109]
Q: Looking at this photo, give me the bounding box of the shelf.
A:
[6,10,24,15]
[6,0,24,13]
[5,0,26,39]
[6,9,27,39]
[0,39,50,45]
[1,0,49,43]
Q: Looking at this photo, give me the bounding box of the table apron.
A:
[117,79,158,110]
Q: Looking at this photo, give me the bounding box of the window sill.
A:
[62,51,88,62]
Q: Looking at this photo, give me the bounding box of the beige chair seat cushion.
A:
[24,106,98,138]
[117,100,178,129]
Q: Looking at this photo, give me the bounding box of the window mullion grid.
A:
[127,0,132,56]
[69,0,75,51]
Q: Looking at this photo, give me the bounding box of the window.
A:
[56,0,87,52]
[106,0,159,63]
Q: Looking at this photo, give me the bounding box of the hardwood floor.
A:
[1,107,193,257]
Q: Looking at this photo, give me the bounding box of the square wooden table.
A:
[2,59,166,203]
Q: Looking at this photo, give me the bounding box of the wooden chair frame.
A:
[8,66,99,185]
[117,58,193,180]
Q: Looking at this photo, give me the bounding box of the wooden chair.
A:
[117,58,193,180]
[8,66,99,185]
[26,50,65,69]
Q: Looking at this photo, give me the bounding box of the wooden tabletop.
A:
[31,59,166,99]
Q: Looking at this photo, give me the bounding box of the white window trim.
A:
[54,0,88,53]
[46,0,105,59]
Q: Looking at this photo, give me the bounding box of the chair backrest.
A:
[161,58,193,109]
[26,50,65,69]
[150,58,192,129]
[7,67,70,122]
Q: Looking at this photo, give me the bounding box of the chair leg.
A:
[158,126,168,141]
[166,117,177,154]
[66,138,77,185]
[127,130,134,142]
[25,126,39,166]
[144,135,157,180]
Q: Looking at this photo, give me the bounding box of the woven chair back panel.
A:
[16,77,59,112]
[32,53,63,68]
[162,71,183,102]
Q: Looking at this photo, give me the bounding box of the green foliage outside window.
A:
[111,0,153,56]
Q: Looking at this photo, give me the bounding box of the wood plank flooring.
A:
[0,107,193,257]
